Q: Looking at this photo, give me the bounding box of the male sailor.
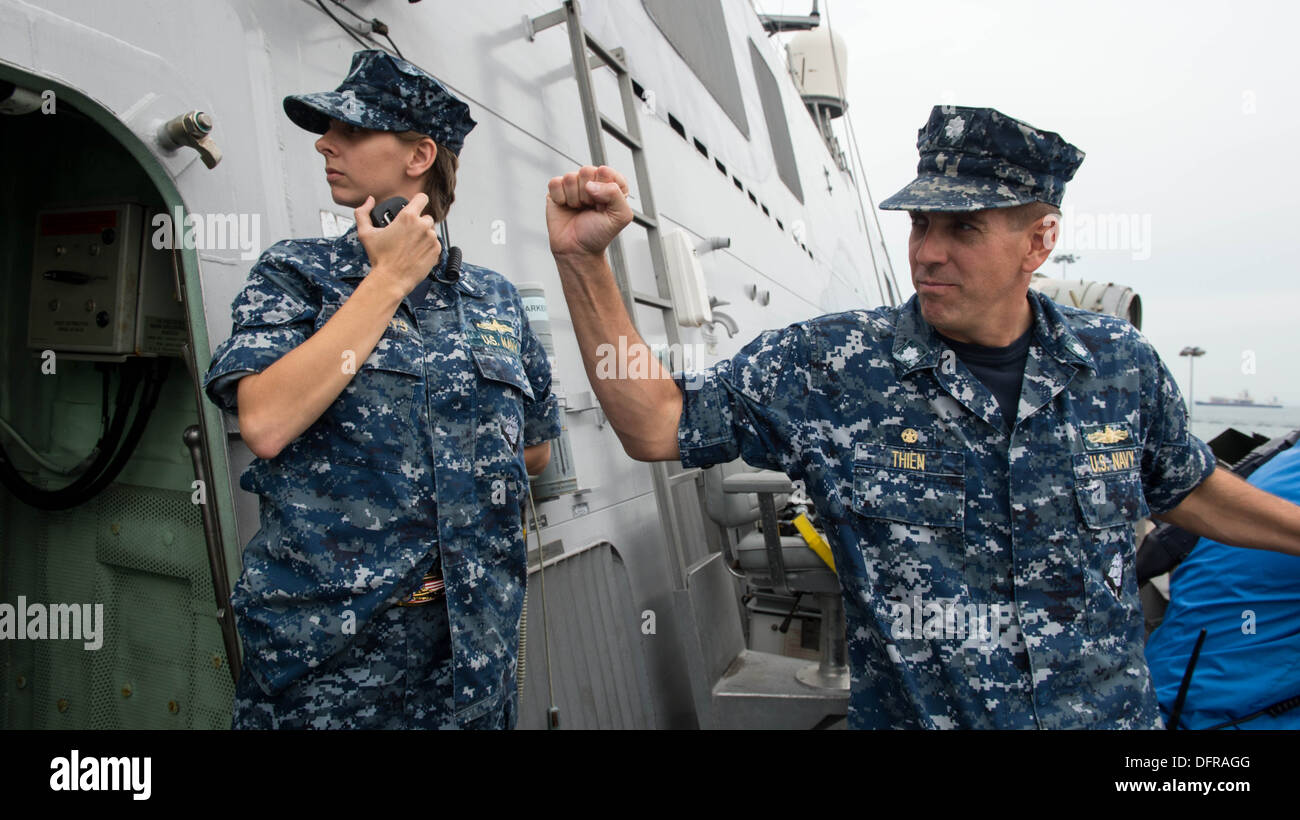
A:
[543,105,1300,728]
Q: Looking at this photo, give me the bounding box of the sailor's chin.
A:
[917,295,961,327]
[328,187,366,209]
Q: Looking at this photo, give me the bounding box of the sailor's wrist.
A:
[552,249,611,279]
[354,268,408,313]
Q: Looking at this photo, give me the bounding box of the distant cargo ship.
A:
[1196,390,1284,409]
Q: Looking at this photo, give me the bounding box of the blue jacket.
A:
[1145,443,1300,729]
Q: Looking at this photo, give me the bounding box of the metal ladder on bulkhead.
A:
[528,0,704,589]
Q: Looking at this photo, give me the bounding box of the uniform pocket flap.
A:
[472,347,535,400]
[1072,452,1149,528]
[854,441,964,476]
[361,335,423,377]
[853,442,965,528]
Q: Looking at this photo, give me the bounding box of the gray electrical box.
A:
[135,208,188,357]
[26,203,184,358]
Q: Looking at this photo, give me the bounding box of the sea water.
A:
[1189,403,1300,444]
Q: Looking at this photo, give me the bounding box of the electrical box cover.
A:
[27,204,184,357]
[661,231,713,327]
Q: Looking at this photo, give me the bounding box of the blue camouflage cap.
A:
[283,49,476,155]
[879,106,1084,212]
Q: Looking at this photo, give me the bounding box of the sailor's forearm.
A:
[524,442,550,475]
[553,251,681,461]
[1154,467,1300,556]
[237,274,402,459]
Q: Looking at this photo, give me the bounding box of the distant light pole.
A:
[1055,253,1079,280]
[1179,346,1206,425]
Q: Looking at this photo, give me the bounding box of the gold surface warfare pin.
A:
[1087,425,1130,445]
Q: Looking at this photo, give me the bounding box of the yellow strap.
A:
[793,513,836,572]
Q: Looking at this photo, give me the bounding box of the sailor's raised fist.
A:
[545,165,633,259]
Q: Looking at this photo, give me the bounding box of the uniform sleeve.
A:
[202,243,318,414]
[1139,348,1217,514]
[676,323,814,474]
[518,305,561,447]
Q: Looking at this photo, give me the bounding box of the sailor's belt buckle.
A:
[397,571,445,606]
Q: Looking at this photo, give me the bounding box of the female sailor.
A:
[203,49,559,729]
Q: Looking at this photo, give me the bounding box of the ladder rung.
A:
[600,115,642,151]
[630,209,657,229]
[667,468,701,485]
[584,32,627,74]
[526,8,566,39]
[633,291,673,310]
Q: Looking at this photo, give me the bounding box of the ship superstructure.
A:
[0,0,899,729]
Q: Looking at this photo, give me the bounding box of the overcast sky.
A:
[757,0,1300,405]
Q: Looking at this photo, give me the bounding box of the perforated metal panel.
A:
[2,484,233,729]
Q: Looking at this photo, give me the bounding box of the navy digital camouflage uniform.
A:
[675,106,1216,729]
[203,50,561,729]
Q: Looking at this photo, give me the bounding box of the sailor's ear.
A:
[403,136,437,179]
[1022,213,1058,273]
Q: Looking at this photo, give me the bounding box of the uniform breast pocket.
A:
[852,441,965,527]
[1072,450,1149,528]
[851,440,967,601]
[330,346,423,473]
[471,347,532,508]
[1072,450,1147,634]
